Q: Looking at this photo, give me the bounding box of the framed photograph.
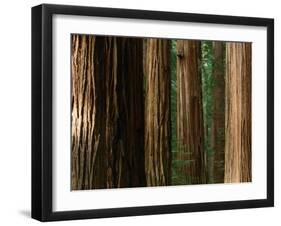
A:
[31,4,274,221]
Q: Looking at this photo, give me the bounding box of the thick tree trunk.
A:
[176,40,206,184]
[145,38,171,186]
[71,35,146,190]
[211,42,225,183]
[71,34,102,190]
[115,38,146,188]
[224,42,252,183]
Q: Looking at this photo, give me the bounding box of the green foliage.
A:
[170,40,180,185]
[170,40,177,153]
[201,41,214,156]
[170,40,216,186]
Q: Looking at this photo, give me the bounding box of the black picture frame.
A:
[31,3,274,222]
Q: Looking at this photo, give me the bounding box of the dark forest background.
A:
[71,35,252,190]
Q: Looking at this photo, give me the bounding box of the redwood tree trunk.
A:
[71,35,146,190]
[71,34,100,190]
[144,38,171,186]
[224,42,252,183]
[115,38,146,188]
[211,41,225,183]
[176,40,206,184]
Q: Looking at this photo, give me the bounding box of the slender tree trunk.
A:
[224,42,252,183]
[176,40,206,184]
[211,42,225,183]
[71,35,146,190]
[145,38,171,186]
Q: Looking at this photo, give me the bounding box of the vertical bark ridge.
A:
[145,38,171,186]
[224,42,252,183]
[71,35,97,190]
[176,40,206,184]
[71,35,146,190]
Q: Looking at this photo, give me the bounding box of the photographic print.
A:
[32,4,273,221]
[71,34,252,190]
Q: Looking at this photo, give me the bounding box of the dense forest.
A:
[71,34,252,190]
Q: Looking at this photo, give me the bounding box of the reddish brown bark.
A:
[144,38,171,186]
[71,35,146,190]
[224,42,252,183]
[176,40,206,184]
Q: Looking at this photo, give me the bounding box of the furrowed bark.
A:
[224,42,252,183]
[115,38,146,187]
[176,40,206,184]
[145,38,171,186]
[71,35,145,189]
[71,34,99,190]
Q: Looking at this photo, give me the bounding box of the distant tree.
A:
[176,40,206,184]
[211,41,225,183]
[170,40,179,185]
[201,41,214,183]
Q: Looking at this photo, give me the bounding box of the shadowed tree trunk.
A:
[115,38,146,188]
[211,41,225,183]
[176,40,206,184]
[144,38,171,186]
[224,42,252,183]
[71,35,146,190]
